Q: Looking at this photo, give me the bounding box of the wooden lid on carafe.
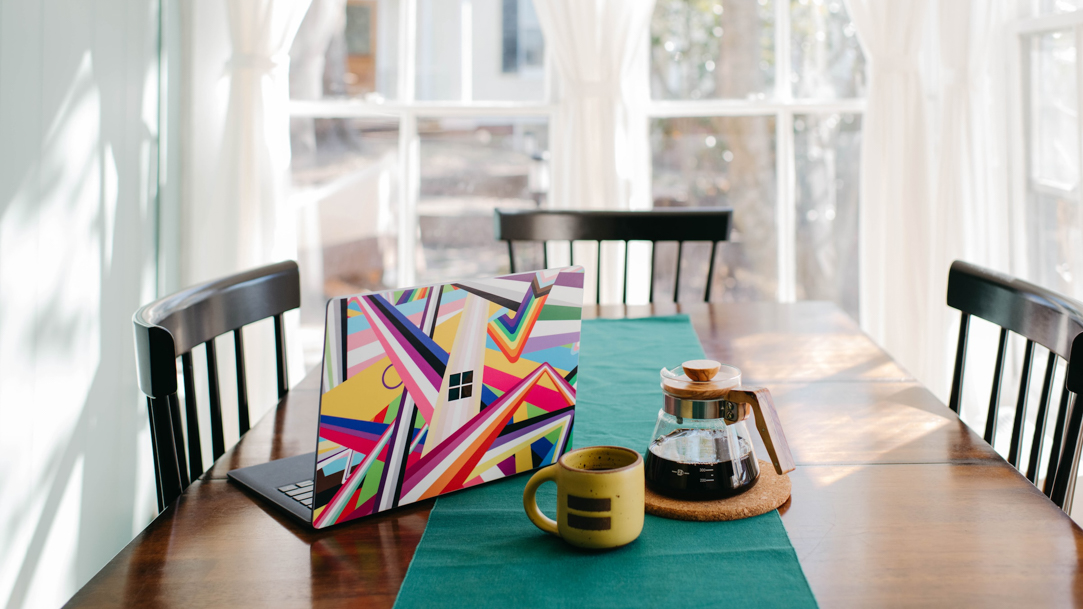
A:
[660,359,739,400]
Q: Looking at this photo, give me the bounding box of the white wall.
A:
[0,0,160,607]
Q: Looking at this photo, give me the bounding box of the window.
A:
[289,0,552,366]
[648,0,865,316]
[288,0,866,363]
[1011,10,1083,300]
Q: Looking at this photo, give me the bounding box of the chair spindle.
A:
[622,241,630,305]
[166,394,190,489]
[596,241,602,305]
[948,312,970,413]
[234,328,250,434]
[1027,351,1058,483]
[1045,388,1072,496]
[985,328,1009,444]
[206,339,225,459]
[1007,339,1035,467]
[506,241,516,274]
[1051,393,1082,510]
[180,352,204,481]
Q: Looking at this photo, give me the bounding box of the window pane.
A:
[1026,30,1083,298]
[290,117,401,341]
[416,0,546,102]
[1029,30,1078,189]
[651,116,778,301]
[794,113,861,320]
[290,0,400,101]
[651,0,776,101]
[790,0,865,99]
[1039,0,1083,14]
[418,117,549,284]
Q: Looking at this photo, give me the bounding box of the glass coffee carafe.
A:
[645,360,795,500]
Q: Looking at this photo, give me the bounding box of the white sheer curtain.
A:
[220,0,312,272]
[533,0,655,302]
[181,0,312,432]
[533,0,655,211]
[844,0,936,388]
[929,0,1014,405]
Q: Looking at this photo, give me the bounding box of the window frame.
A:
[1006,10,1083,284]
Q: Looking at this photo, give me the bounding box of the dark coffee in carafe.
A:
[645,430,759,499]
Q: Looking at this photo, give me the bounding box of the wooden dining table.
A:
[67,302,1083,607]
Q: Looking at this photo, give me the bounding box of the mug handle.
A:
[730,387,796,475]
[523,465,560,536]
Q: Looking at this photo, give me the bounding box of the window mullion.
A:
[775,0,796,302]
[775,0,792,103]
[1076,24,1083,261]
[776,110,796,302]
[398,0,419,286]
[461,0,473,102]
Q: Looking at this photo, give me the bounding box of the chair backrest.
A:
[494,208,733,304]
[133,261,300,510]
[947,260,1083,511]
[1052,334,1083,512]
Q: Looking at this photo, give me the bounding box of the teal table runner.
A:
[393,316,817,608]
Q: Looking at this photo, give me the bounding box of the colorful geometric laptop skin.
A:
[313,267,584,528]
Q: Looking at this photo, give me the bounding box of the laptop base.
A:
[227,453,315,524]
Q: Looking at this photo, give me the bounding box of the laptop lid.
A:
[311,267,585,528]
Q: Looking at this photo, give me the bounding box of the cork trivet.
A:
[644,460,791,522]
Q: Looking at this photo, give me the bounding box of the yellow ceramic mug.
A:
[522,445,645,550]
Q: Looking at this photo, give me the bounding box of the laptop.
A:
[229,266,585,528]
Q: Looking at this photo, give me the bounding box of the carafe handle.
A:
[729,388,796,475]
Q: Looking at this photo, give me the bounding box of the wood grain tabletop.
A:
[66,302,1083,608]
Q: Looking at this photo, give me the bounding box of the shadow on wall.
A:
[0,1,159,607]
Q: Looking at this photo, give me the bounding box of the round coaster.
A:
[644,460,791,522]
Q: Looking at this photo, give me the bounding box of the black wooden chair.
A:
[947,260,1083,511]
[494,208,733,304]
[133,261,300,511]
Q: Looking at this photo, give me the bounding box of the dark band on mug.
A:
[568,495,611,512]
[567,513,611,531]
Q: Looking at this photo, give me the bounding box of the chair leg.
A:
[649,241,657,303]
[146,398,164,513]
[148,395,183,510]
[673,241,683,303]
[704,241,718,303]
[274,313,289,399]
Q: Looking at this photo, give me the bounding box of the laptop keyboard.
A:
[277,480,314,508]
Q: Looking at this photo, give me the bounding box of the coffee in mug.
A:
[522,445,645,550]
